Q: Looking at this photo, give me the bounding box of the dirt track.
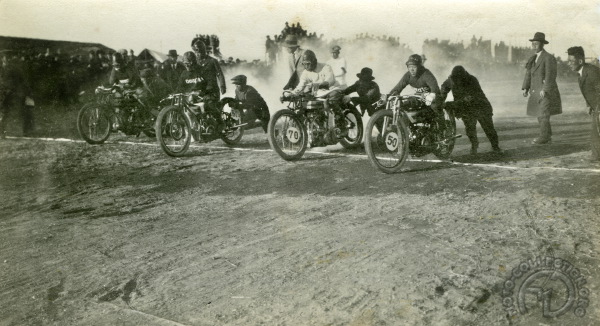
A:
[1,82,600,325]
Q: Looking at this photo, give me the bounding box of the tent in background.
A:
[137,49,183,63]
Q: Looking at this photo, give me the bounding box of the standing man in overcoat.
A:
[567,46,600,162]
[522,32,562,144]
[283,35,305,90]
[161,50,185,91]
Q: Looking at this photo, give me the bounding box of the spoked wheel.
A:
[432,108,457,159]
[77,103,111,144]
[339,106,364,149]
[221,104,244,145]
[267,109,308,161]
[155,105,192,157]
[364,109,410,173]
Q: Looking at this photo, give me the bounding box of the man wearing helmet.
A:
[108,52,139,87]
[292,50,348,136]
[390,54,440,97]
[177,51,223,125]
[176,51,208,93]
[390,54,444,129]
[191,38,226,99]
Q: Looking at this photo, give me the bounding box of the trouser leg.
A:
[537,114,551,140]
[462,116,478,149]
[0,92,11,138]
[591,111,600,161]
[477,114,499,149]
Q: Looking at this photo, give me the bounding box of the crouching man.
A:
[441,65,501,155]
[231,74,270,133]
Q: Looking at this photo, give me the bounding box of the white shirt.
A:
[535,51,542,64]
[293,63,339,96]
[577,65,584,77]
[326,56,347,87]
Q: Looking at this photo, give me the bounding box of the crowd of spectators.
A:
[422,35,594,80]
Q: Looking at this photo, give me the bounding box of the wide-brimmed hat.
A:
[529,32,549,44]
[356,67,375,80]
[231,75,247,85]
[331,45,341,53]
[282,35,299,48]
[167,49,178,57]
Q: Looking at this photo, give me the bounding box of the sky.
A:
[1,0,599,60]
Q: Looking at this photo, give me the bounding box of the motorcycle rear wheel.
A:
[221,106,244,145]
[77,103,111,144]
[155,105,192,157]
[364,109,410,174]
[339,106,364,149]
[268,109,308,161]
[432,108,456,160]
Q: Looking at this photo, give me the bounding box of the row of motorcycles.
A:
[77,84,459,174]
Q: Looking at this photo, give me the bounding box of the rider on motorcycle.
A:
[291,50,347,136]
[108,53,139,88]
[136,68,171,110]
[176,51,223,124]
[389,54,445,129]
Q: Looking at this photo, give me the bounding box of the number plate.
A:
[286,127,301,144]
[385,132,399,151]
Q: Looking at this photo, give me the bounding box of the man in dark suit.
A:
[161,50,185,91]
[567,46,600,162]
[522,32,562,144]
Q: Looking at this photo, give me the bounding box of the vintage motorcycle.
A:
[267,90,363,160]
[154,92,244,157]
[364,93,459,173]
[77,84,157,144]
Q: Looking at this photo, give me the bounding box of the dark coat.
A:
[108,66,140,87]
[578,63,600,111]
[176,67,208,94]
[197,56,226,97]
[161,61,185,89]
[343,80,380,103]
[441,66,493,117]
[235,85,268,110]
[522,50,562,117]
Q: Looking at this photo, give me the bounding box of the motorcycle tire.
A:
[77,103,111,144]
[155,105,192,157]
[339,106,364,149]
[221,106,244,146]
[432,108,457,160]
[364,109,410,174]
[267,109,308,161]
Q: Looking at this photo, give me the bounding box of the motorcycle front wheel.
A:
[267,109,308,161]
[155,105,192,157]
[432,108,457,160]
[221,105,244,145]
[77,103,111,144]
[339,106,364,149]
[364,109,410,174]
